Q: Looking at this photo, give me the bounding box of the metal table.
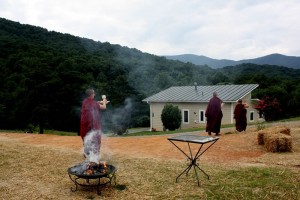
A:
[168,135,219,186]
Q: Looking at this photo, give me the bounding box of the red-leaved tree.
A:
[253,96,282,121]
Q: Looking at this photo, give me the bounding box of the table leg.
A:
[192,164,200,186]
[195,164,209,179]
[189,142,204,186]
[176,162,208,186]
[97,178,101,195]
[169,139,218,186]
[192,140,218,180]
[176,164,193,182]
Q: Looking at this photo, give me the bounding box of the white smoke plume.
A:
[83,130,102,163]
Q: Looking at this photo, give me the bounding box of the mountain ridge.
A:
[164,53,300,69]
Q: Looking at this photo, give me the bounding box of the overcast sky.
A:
[1,0,300,60]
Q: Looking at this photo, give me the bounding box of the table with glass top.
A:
[167,135,219,186]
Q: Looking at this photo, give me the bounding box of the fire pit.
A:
[68,161,116,195]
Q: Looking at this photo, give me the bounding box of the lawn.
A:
[0,121,300,199]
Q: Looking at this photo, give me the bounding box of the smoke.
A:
[102,97,134,134]
[69,161,89,175]
[112,47,157,96]
[83,130,102,163]
[112,98,132,124]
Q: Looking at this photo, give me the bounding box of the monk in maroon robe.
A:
[80,89,109,158]
[205,92,223,136]
[234,99,247,132]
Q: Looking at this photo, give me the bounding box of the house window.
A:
[199,110,205,123]
[182,109,189,124]
[250,111,254,121]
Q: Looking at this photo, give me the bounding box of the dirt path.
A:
[1,121,299,167]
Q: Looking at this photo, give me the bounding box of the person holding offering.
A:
[80,88,109,158]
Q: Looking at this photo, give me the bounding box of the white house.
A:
[143,84,261,131]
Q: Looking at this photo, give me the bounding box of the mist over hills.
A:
[165,53,300,69]
[0,17,215,131]
[1,17,300,132]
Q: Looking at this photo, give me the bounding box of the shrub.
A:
[133,115,150,127]
[256,121,265,131]
[253,96,282,121]
[161,104,182,131]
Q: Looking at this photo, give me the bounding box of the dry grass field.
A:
[1,121,300,199]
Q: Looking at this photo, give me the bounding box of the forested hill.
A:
[0,17,214,132]
[1,17,300,133]
[165,53,300,69]
[0,18,215,96]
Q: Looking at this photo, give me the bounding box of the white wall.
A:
[149,95,262,131]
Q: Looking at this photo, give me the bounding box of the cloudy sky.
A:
[1,0,300,60]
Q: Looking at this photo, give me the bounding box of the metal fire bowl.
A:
[68,164,116,179]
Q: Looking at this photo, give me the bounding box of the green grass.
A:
[0,129,78,136]
[0,129,25,133]
[112,123,236,137]
[1,116,300,137]
[274,116,300,122]
[205,167,300,199]
[118,127,205,137]
[117,117,300,137]
[43,130,78,136]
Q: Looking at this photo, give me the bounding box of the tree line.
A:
[1,18,300,133]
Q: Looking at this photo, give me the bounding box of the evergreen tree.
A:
[161,104,182,131]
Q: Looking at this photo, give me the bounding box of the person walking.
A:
[205,92,223,136]
[234,99,247,132]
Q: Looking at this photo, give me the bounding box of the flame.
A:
[83,161,109,175]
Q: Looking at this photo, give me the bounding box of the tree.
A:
[161,104,182,131]
[2,17,300,133]
[207,71,229,85]
[253,96,282,121]
[154,72,173,90]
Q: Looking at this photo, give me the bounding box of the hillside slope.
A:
[165,53,300,69]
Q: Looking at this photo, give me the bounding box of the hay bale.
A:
[257,126,291,145]
[257,129,273,145]
[257,131,266,145]
[264,133,292,152]
[272,126,291,135]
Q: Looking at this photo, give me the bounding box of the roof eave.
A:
[142,100,238,103]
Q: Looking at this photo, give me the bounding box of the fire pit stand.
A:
[68,164,116,195]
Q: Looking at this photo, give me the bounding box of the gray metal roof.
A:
[143,84,259,103]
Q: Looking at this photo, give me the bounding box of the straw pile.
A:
[257,126,292,152]
[264,133,292,152]
[257,131,265,145]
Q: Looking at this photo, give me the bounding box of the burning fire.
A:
[85,161,108,175]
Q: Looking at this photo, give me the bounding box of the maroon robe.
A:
[205,96,223,134]
[234,103,247,132]
[80,98,101,140]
